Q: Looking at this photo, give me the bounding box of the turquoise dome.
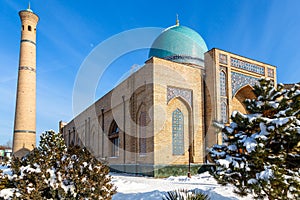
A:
[148,25,208,66]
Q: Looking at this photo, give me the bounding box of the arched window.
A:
[139,111,147,154]
[28,25,32,31]
[172,109,184,155]
[109,120,119,157]
[68,130,71,146]
[220,71,227,96]
[221,102,228,123]
[72,127,75,145]
[92,131,95,150]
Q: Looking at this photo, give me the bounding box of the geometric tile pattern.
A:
[172,109,184,155]
[231,57,265,75]
[231,72,259,96]
[167,86,192,106]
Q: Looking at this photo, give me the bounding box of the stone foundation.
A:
[109,164,212,178]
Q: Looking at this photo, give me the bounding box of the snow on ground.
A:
[1,165,252,200]
[111,172,253,200]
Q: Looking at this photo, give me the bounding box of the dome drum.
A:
[164,54,204,66]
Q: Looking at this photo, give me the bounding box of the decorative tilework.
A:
[167,87,192,106]
[220,97,227,103]
[231,57,265,75]
[172,109,184,155]
[221,102,228,123]
[231,72,259,96]
[14,130,36,134]
[219,53,227,64]
[220,66,226,72]
[220,71,227,97]
[19,66,36,72]
[164,55,204,66]
[267,68,274,78]
[21,39,36,45]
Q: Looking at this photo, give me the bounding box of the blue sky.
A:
[1,0,300,145]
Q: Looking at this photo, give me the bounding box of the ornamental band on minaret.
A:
[12,5,39,158]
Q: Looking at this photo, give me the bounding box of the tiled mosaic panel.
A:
[267,68,274,78]
[231,57,265,75]
[231,72,259,96]
[220,71,227,96]
[167,87,192,106]
[172,109,184,155]
[221,102,228,123]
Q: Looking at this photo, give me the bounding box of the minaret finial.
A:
[27,1,33,12]
[176,14,180,26]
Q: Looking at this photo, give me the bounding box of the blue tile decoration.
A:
[19,66,36,72]
[164,55,204,66]
[231,72,259,96]
[220,71,227,97]
[267,68,274,78]
[149,25,208,66]
[221,102,228,123]
[167,86,192,106]
[172,109,184,155]
[21,39,36,45]
[231,57,265,75]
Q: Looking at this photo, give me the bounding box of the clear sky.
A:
[1,0,300,145]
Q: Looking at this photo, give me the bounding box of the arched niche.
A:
[231,84,256,114]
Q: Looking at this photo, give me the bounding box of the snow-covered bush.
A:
[163,189,210,200]
[209,79,300,199]
[0,130,116,199]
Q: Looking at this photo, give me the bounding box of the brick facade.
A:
[61,49,277,177]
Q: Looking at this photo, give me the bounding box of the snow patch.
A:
[243,137,257,153]
[256,168,273,181]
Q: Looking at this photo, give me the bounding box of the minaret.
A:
[13,4,39,157]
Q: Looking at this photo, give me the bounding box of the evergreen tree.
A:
[0,130,116,199]
[209,79,300,199]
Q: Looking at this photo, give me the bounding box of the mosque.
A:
[59,17,276,177]
[12,5,277,176]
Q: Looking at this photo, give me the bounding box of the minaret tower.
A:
[13,4,39,157]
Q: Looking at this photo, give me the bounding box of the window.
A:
[72,127,76,145]
[28,25,32,31]
[22,25,24,31]
[221,102,228,123]
[68,130,71,146]
[139,112,147,154]
[220,71,227,96]
[109,121,119,157]
[172,109,184,155]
